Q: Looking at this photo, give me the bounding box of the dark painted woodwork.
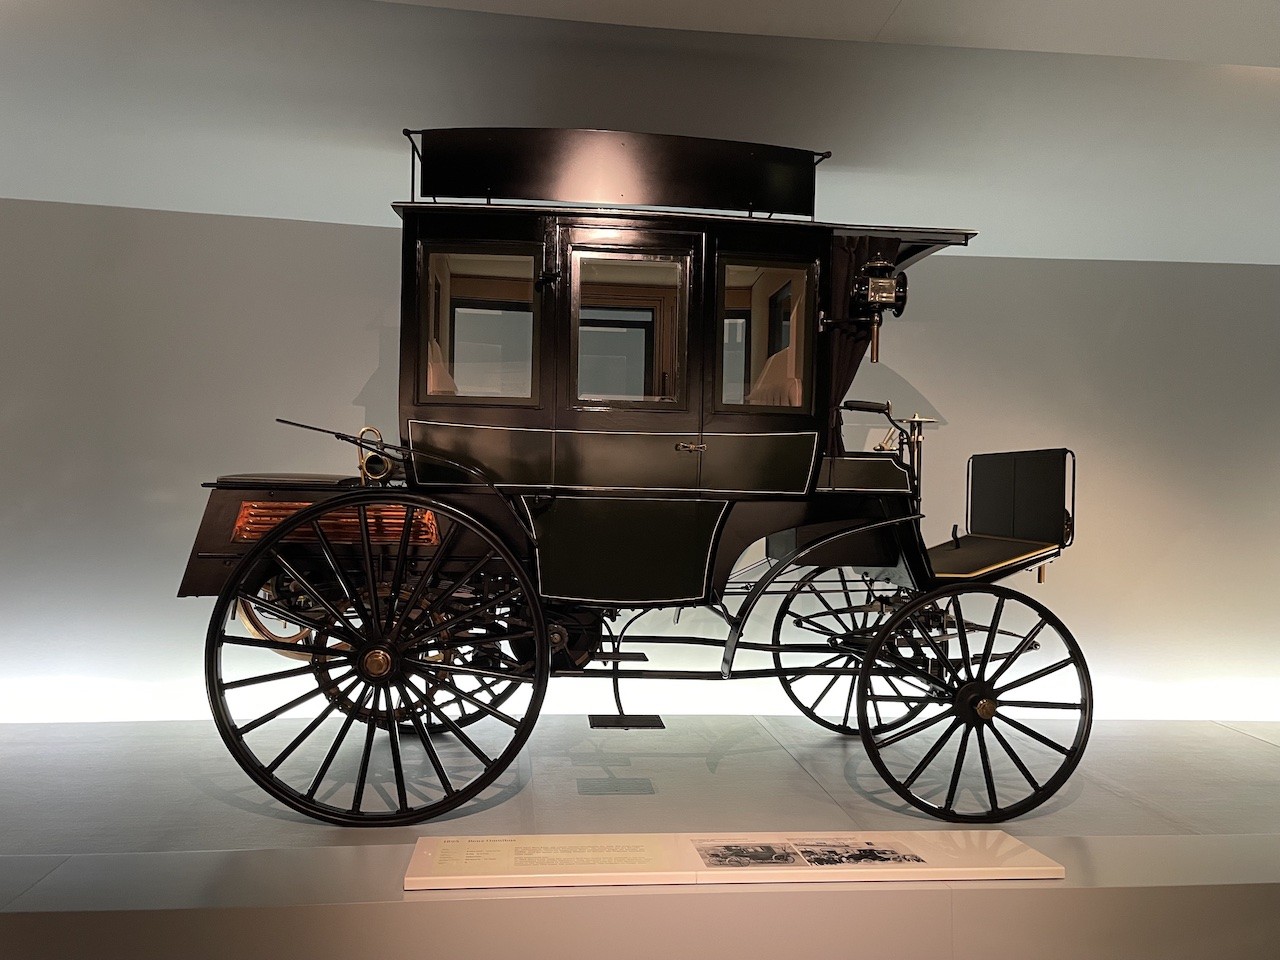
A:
[527,497,727,603]
[409,128,821,216]
[407,420,554,486]
[969,448,1073,546]
[817,454,914,492]
[699,432,818,494]
[553,431,700,490]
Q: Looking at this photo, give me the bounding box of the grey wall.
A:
[2,0,1278,720]
[3,0,1278,260]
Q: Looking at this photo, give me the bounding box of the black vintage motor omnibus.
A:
[181,128,1089,827]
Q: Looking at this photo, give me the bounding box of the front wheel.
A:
[206,490,549,826]
[857,583,1091,823]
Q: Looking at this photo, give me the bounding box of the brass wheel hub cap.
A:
[975,698,998,721]
[361,648,393,679]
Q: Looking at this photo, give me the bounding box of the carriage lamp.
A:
[851,256,908,362]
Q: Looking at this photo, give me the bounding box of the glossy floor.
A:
[2,716,1279,854]
[2,717,1279,959]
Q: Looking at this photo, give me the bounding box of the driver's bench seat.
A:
[927,448,1074,583]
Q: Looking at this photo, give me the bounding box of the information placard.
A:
[404,830,1063,890]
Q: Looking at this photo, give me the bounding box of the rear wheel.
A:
[207,490,548,826]
[857,583,1091,822]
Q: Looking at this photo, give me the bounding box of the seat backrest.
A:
[968,448,1074,547]
[426,339,459,396]
[746,347,801,407]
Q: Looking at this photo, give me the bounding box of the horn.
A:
[358,427,393,483]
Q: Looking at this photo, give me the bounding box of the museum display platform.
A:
[3,715,1279,959]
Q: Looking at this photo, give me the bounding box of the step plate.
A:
[588,714,666,730]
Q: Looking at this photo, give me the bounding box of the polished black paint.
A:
[409,128,821,217]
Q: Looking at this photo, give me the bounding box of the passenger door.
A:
[551,221,704,492]
[700,253,822,495]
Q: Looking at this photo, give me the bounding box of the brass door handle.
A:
[674,442,707,453]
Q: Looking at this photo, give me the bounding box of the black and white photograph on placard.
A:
[692,842,802,869]
[794,839,926,866]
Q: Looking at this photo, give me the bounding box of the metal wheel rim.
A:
[856,583,1092,823]
[206,490,548,827]
[771,567,904,736]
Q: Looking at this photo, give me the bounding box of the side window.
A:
[719,262,813,409]
[572,251,688,405]
[422,252,536,401]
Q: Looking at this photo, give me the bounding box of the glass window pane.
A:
[575,254,686,404]
[424,253,535,400]
[720,263,811,409]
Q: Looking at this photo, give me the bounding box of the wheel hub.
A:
[954,680,998,725]
[359,647,394,680]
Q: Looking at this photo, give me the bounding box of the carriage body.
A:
[182,129,1090,828]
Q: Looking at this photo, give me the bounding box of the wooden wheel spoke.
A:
[310,521,372,629]
[944,725,972,811]
[951,596,973,681]
[388,522,461,642]
[976,597,1004,680]
[989,722,1041,791]
[907,614,964,686]
[804,581,852,632]
[840,658,857,728]
[224,662,325,689]
[267,549,363,640]
[401,680,494,766]
[808,672,841,711]
[987,618,1049,687]
[994,714,1072,756]
[397,680,456,796]
[383,506,418,634]
[875,707,956,750]
[265,679,360,773]
[350,685,382,812]
[868,646,947,691]
[221,632,352,659]
[404,665,521,728]
[424,550,497,617]
[306,685,370,800]
[355,504,383,637]
[230,595,350,646]
[999,700,1083,710]
[238,670,355,736]
[902,717,962,789]
[977,726,999,812]
[410,660,533,685]
[995,657,1076,696]
[403,587,523,648]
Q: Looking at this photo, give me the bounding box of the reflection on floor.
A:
[2,717,1279,959]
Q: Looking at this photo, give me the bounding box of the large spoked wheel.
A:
[206,490,549,827]
[771,568,903,735]
[857,583,1091,823]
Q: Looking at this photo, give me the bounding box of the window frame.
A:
[416,243,542,408]
[568,247,692,411]
[713,256,818,416]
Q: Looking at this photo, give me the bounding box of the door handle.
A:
[674,442,707,453]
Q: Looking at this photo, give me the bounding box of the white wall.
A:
[2,0,1278,260]
[2,0,1278,721]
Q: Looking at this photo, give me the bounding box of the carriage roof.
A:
[398,127,974,268]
